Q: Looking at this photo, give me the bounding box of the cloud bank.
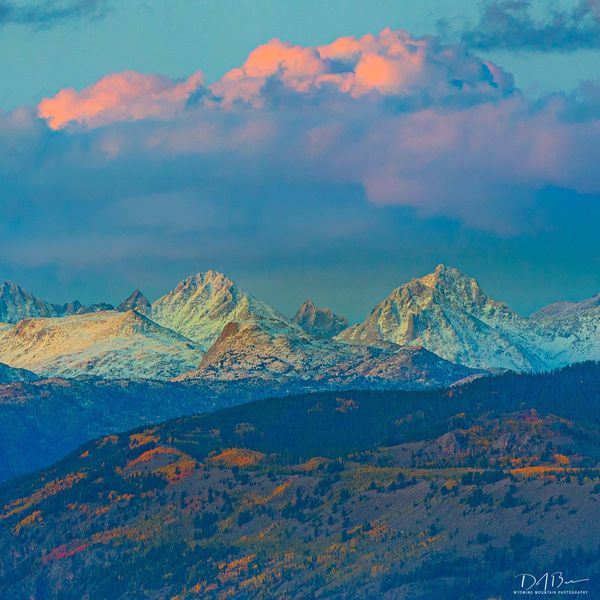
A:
[461,0,600,51]
[1,27,599,310]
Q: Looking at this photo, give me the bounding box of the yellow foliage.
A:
[13,510,42,535]
[218,554,256,583]
[155,457,197,483]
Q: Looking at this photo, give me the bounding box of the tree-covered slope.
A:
[0,363,599,599]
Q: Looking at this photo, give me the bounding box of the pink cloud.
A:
[25,27,600,234]
[38,70,203,129]
[211,28,513,105]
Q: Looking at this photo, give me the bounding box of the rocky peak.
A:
[293,299,348,338]
[0,281,58,323]
[337,266,540,371]
[151,271,294,349]
[117,289,152,316]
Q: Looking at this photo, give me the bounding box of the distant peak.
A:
[293,299,348,338]
[117,289,151,316]
[298,299,317,310]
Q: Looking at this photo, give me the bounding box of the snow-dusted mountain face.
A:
[0,282,59,323]
[1,268,597,381]
[531,294,600,321]
[152,271,296,350]
[117,289,152,316]
[177,319,477,388]
[0,362,39,384]
[337,265,550,371]
[153,271,475,387]
[0,281,114,322]
[530,294,600,367]
[0,311,202,380]
[293,299,348,338]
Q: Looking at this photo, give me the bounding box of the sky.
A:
[1,0,599,321]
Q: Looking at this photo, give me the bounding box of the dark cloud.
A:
[0,0,110,27]
[460,0,600,51]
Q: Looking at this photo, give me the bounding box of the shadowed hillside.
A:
[0,363,599,598]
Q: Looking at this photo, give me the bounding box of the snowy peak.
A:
[293,299,348,338]
[0,281,59,323]
[0,281,115,322]
[117,289,152,316]
[338,265,541,371]
[151,271,296,349]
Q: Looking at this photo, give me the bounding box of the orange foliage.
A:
[2,472,87,519]
[13,510,42,535]
[155,457,197,483]
[129,428,160,448]
[217,554,257,583]
[96,435,118,448]
[209,448,265,468]
[295,457,328,472]
[554,453,570,465]
[127,446,185,468]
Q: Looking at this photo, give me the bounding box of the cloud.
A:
[38,70,204,129]
[0,26,595,261]
[460,0,600,51]
[211,28,514,108]
[0,0,110,27]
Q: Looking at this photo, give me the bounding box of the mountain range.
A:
[0,265,598,383]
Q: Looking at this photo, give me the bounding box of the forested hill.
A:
[1,362,599,599]
[143,361,600,463]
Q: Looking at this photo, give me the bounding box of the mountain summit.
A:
[293,300,348,338]
[337,265,544,371]
[0,281,59,323]
[117,289,152,317]
[151,271,295,350]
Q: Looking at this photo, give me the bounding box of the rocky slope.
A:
[292,299,348,338]
[181,319,477,388]
[0,311,201,380]
[532,293,600,320]
[0,281,59,323]
[0,281,113,323]
[531,295,600,367]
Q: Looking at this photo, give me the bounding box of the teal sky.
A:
[2,0,600,110]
